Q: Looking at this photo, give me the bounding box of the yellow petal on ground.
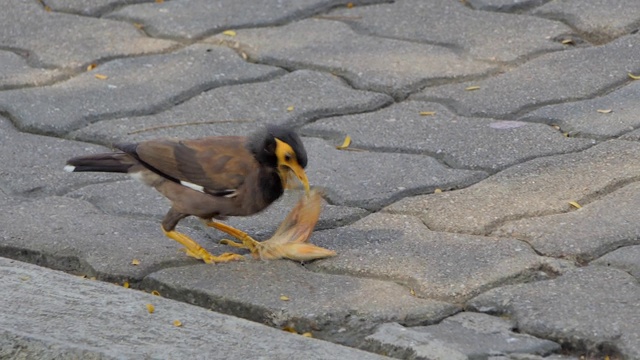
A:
[94,74,108,80]
[597,109,612,114]
[569,201,582,209]
[44,5,52,11]
[133,23,144,30]
[419,111,436,116]
[86,63,97,71]
[465,85,480,91]
[173,320,182,327]
[131,259,140,265]
[89,277,96,280]
[561,39,574,45]
[282,326,297,333]
[123,282,130,288]
[151,290,161,296]
[302,332,313,338]
[222,30,237,37]
[336,135,351,150]
[346,2,354,8]
[280,295,290,301]
[155,0,163,3]
[628,73,640,80]
[410,288,416,296]
[286,105,294,112]
[434,188,442,194]
[146,304,155,313]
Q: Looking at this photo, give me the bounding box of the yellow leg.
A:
[219,238,248,249]
[206,221,261,253]
[162,227,244,264]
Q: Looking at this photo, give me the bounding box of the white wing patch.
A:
[63,165,76,172]
[180,181,237,197]
[222,190,238,198]
[180,181,205,193]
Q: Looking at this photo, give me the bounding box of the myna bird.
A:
[64,125,310,263]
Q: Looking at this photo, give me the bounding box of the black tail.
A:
[64,152,133,173]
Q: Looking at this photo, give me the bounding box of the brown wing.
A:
[128,136,254,194]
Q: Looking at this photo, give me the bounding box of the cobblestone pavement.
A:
[1,0,639,359]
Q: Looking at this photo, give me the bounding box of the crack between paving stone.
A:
[465,0,554,14]
[210,36,508,102]
[99,1,394,44]
[514,84,640,121]
[331,20,468,56]
[415,70,639,122]
[29,72,284,138]
[479,174,640,240]
[39,0,158,18]
[528,10,634,45]
[0,46,79,80]
[299,131,480,174]
[307,129,593,176]
[136,259,450,351]
[467,305,626,360]
[0,246,96,278]
[213,38,503,102]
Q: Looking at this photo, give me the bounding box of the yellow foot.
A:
[180,247,245,263]
[206,221,261,253]
[162,228,244,264]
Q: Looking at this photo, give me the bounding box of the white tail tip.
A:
[63,165,76,172]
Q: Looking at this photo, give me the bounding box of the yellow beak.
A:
[288,163,310,195]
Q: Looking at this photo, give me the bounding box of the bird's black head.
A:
[248,125,310,194]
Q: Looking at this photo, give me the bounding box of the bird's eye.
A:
[284,153,292,162]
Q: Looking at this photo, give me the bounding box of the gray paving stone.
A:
[364,313,560,359]
[307,213,550,303]
[302,101,593,172]
[143,260,459,346]
[108,0,388,40]
[468,267,640,359]
[0,1,175,69]
[0,44,284,136]
[207,19,495,99]
[520,81,640,139]
[0,257,388,359]
[466,0,549,12]
[491,354,579,360]
[329,0,570,62]
[494,182,640,262]
[413,34,640,117]
[386,140,640,235]
[70,70,392,145]
[0,196,199,283]
[592,245,640,280]
[67,179,368,239]
[46,0,150,16]
[0,50,65,89]
[303,137,487,210]
[619,126,640,141]
[0,116,124,197]
[532,0,640,43]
